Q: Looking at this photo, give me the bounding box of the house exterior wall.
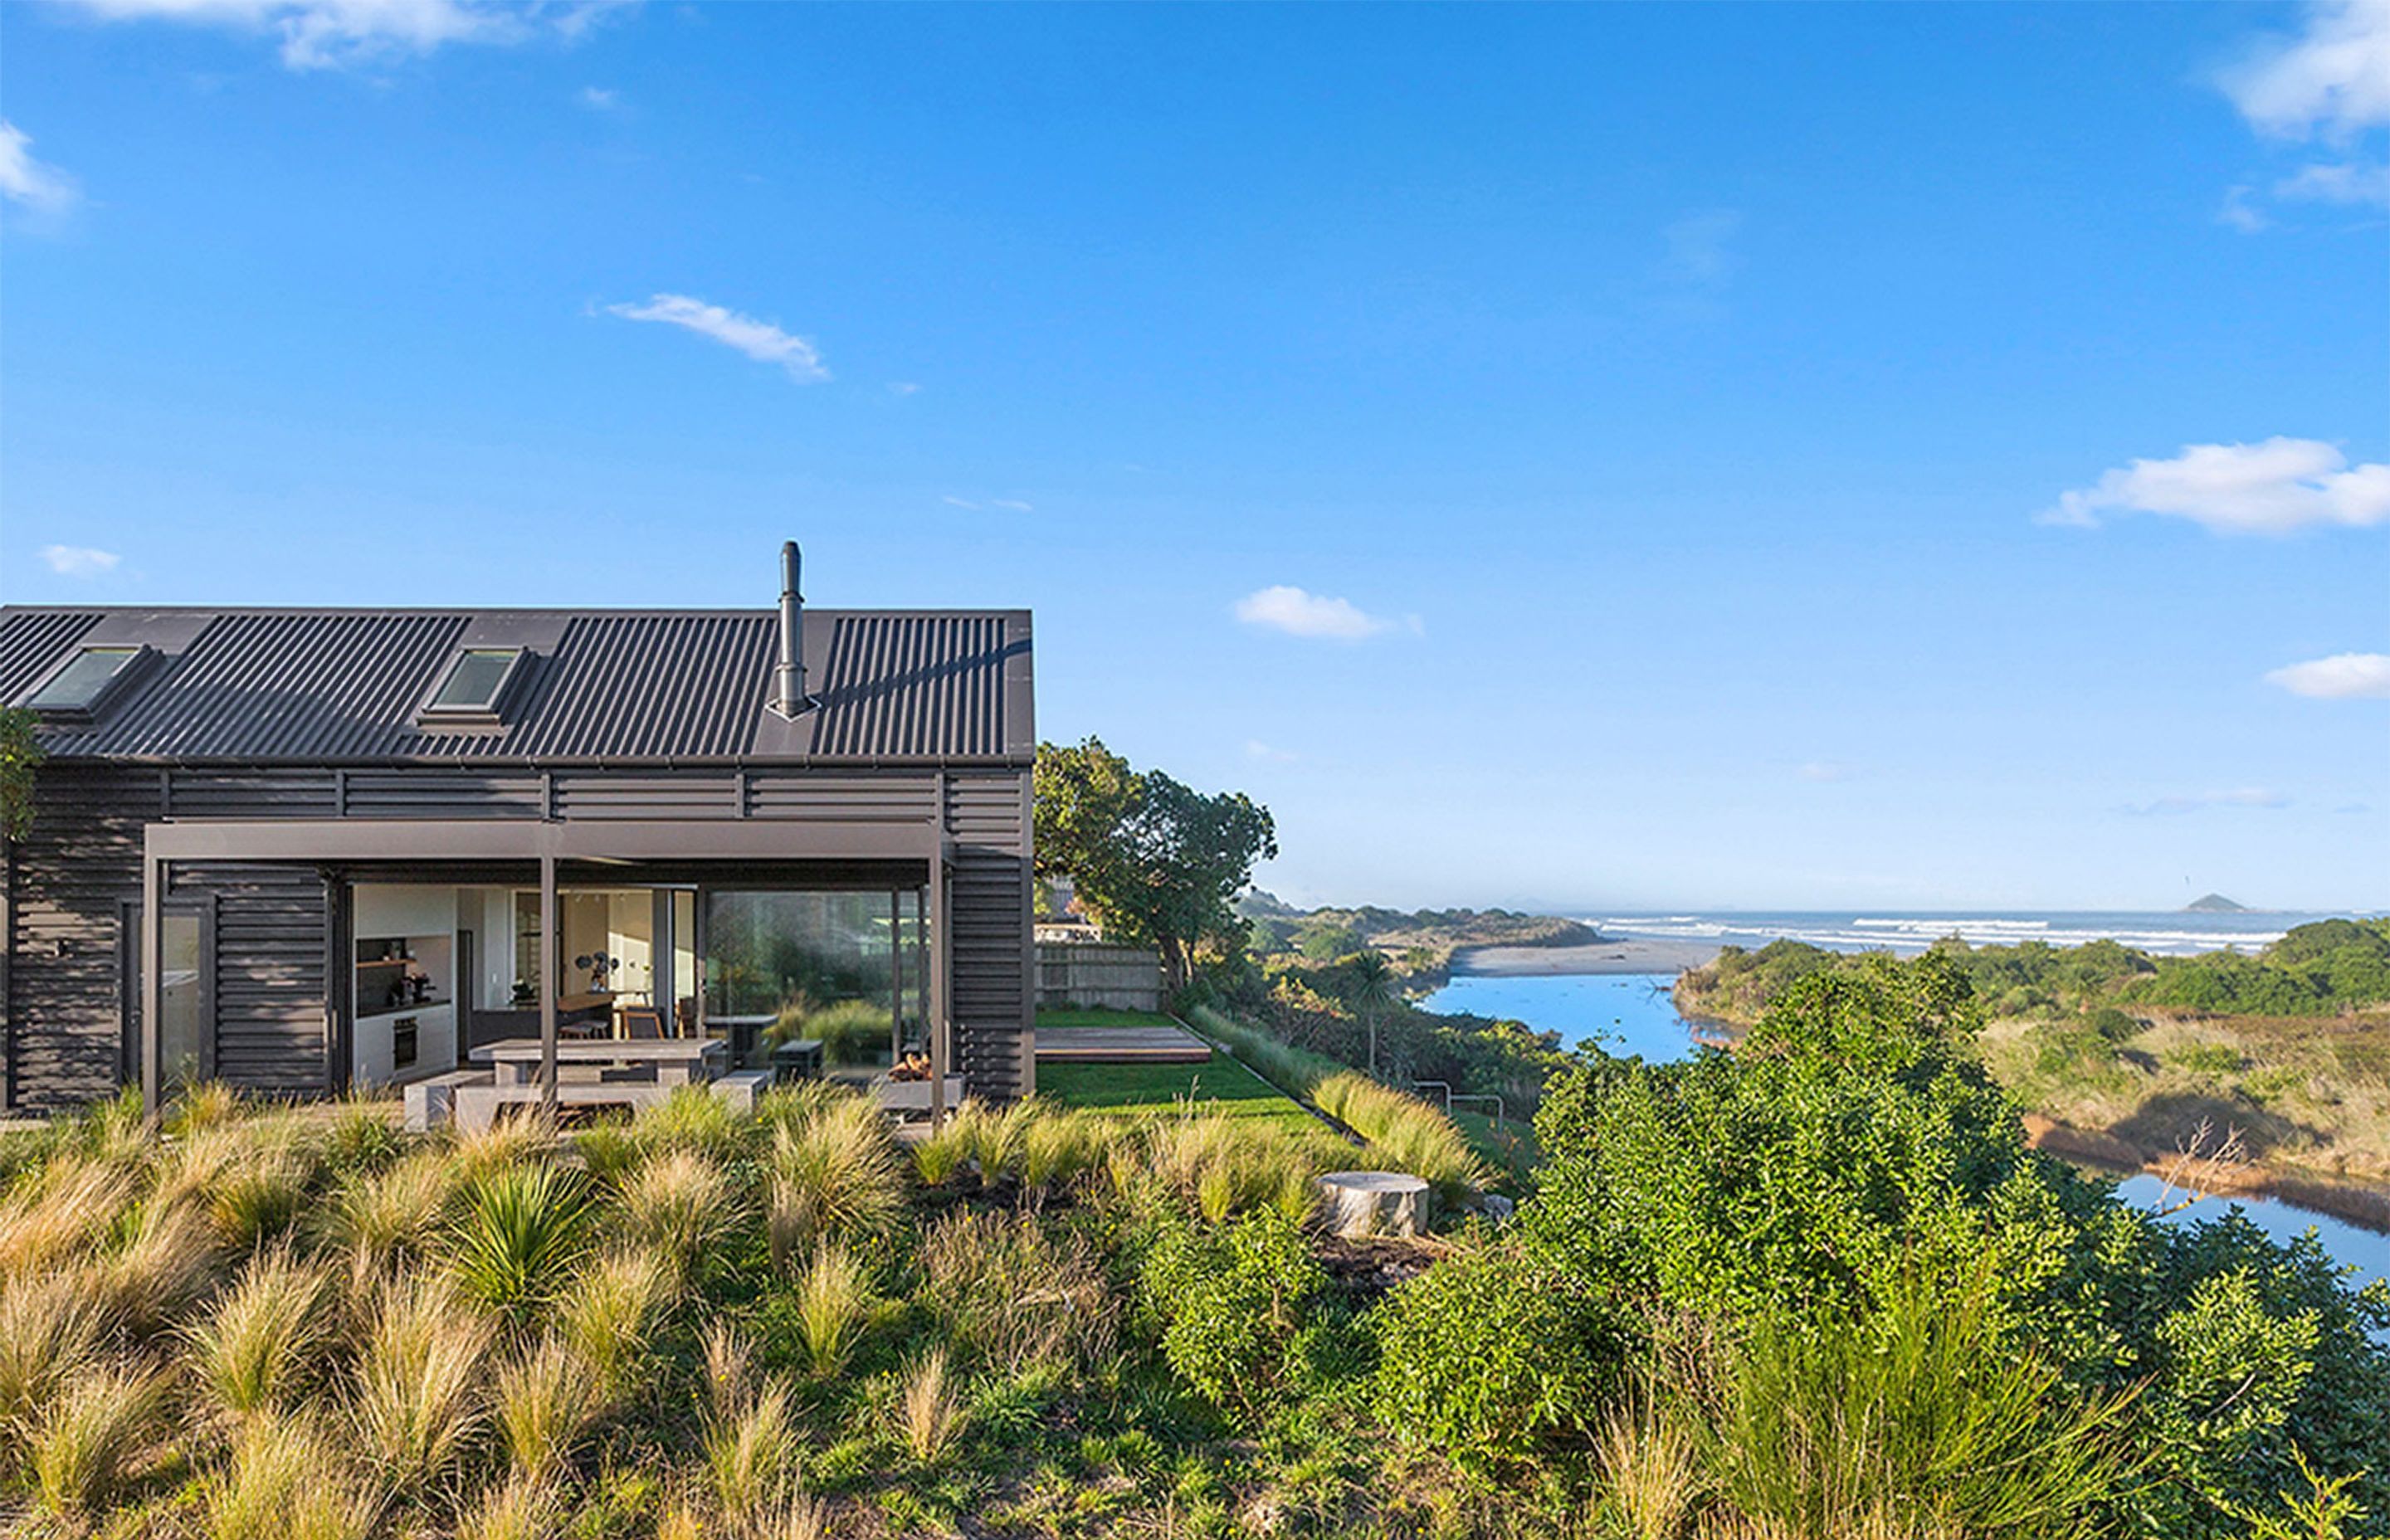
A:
[2,760,1033,1109]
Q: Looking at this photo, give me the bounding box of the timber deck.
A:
[1034,1024,1212,1064]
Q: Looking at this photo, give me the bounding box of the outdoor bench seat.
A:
[402,1068,492,1133]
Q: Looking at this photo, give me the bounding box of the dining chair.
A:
[620,1006,666,1040]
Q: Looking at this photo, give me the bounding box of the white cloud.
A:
[1232,585,1399,641]
[2218,184,2271,231]
[1796,761,1852,783]
[1244,740,1300,763]
[59,0,622,71]
[989,499,1033,514]
[603,294,828,381]
[578,85,619,111]
[2041,438,2390,534]
[0,122,79,216]
[39,545,120,578]
[886,381,921,396]
[940,496,980,510]
[2266,651,2390,699]
[2219,0,2390,139]
[2124,787,2290,816]
[2274,158,2390,206]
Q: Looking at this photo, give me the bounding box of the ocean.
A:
[1591,908,2353,958]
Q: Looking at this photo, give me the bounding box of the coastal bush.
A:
[1139,1207,1330,1425]
[1374,1240,1626,1469]
[1314,1070,1486,1201]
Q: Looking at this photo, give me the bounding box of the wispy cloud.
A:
[1796,761,1852,783]
[1233,585,1413,641]
[2275,158,2390,207]
[2218,184,2271,231]
[40,544,120,578]
[0,122,80,218]
[2124,787,2290,816]
[603,294,829,381]
[57,0,624,71]
[2218,0,2390,139]
[886,381,921,397]
[1657,209,1742,286]
[2266,651,2390,699]
[989,499,1033,513]
[940,496,980,510]
[2041,438,2390,534]
[1244,740,1300,763]
[578,85,620,111]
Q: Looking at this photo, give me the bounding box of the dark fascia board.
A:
[2,603,1034,621]
[145,816,954,865]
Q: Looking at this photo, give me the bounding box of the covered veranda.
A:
[134,817,958,1123]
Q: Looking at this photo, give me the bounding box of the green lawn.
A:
[1033,1006,1183,1029]
[1034,1054,1319,1128]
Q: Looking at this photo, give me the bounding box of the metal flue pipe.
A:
[773,540,806,715]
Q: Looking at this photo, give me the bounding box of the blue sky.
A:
[2,1,2385,914]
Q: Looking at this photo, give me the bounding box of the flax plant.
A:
[446,1160,593,1319]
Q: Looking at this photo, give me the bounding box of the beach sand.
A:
[1452,938,1724,977]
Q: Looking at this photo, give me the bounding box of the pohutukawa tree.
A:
[1033,737,1277,993]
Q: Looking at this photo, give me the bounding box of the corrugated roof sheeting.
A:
[0,611,100,700]
[2,605,1027,763]
[812,614,1010,758]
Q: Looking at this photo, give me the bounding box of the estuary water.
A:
[1422,958,2390,1304]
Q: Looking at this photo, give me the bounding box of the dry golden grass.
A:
[494,1336,604,1482]
[183,1245,334,1421]
[899,1347,967,1464]
[26,1357,170,1519]
[348,1270,493,1490]
[202,1413,384,1540]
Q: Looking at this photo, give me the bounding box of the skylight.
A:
[22,646,147,720]
[418,648,525,726]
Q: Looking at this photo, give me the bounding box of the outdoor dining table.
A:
[469,1036,729,1088]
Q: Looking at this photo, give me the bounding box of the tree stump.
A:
[1316,1170,1432,1238]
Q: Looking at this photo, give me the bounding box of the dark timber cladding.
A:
[0,588,1036,1112]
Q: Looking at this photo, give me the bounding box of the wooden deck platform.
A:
[1035,1023,1212,1064]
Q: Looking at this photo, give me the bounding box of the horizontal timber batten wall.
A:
[6,760,1033,1108]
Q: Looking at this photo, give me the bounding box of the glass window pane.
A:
[159,912,206,1089]
[430,650,518,709]
[702,890,898,1067]
[27,647,139,710]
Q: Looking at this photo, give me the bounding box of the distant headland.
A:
[2183,893,2251,913]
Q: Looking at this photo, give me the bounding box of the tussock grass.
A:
[767,1096,904,1271]
[793,1243,871,1377]
[165,1080,243,1138]
[558,1247,672,1397]
[494,1336,603,1481]
[319,1146,456,1285]
[1021,1109,1118,1192]
[704,1375,802,1518]
[27,1357,169,1518]
[184,1245,334,1421]
[1314,1071,1486,1198]
[1596,1396,1705,1540]
[619,1146,734,1284]
[0,1269,108,1443]
[203,1414,383,1540]
[919,1208,1115,1375]
[0,1156,138,1278]
[1712,1278,2132,1540]
[636,1084,753,1164]
[1143,1109,1332,1223]
[910,1114,975,1187]
[899,1347,967,1464]
[349,1270,493,1490]
[456,1475,563,1540]
[95,1194,222,1335]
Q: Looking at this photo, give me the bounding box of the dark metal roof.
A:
[0,605,1033,765]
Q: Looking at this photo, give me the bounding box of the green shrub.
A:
[2033,1022,2118,1077]
[1374,1243,1623,1469]
[2168,1040,2245,1076]
[1139,1208,1329,1425]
